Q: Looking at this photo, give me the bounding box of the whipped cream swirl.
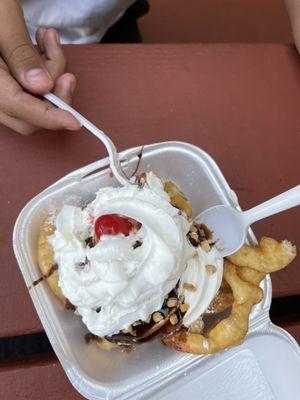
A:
[49,173,195,337]
[180,246,223,326]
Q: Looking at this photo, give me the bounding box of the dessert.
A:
[37,172,296,354]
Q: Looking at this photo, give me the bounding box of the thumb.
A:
[12,44,54,94]
[0,2,53,94]
[5,41,53,94]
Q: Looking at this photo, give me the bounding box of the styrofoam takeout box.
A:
[13,141,300,400]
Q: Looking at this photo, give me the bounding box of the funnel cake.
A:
[37,173,296,354]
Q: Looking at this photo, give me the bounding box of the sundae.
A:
[38,172,296,353]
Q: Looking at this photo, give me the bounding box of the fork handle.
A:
[243,185,300,226]
[44,93,129,186]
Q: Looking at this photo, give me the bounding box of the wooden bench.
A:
[0,44,299,399]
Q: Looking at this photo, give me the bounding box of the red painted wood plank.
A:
[0,322,299,399]
[284,322,300,344]
[140,0,292,44]
[0,44,299,338]
[0,358,83,400]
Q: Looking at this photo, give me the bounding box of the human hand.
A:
[0,0,80,135]
[285,0,300,53]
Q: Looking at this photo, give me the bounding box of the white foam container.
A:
[13,141,300,400]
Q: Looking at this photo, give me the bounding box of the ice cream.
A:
[49,172,223,337]
[180,245,223,326]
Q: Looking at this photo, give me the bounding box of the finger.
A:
[12,91,81,131]
[0,56,9,73]
[42,28,66,79]
[36,27,47,54]
[285,0,300,52]
[0,1,53,93]
[53,73,76,105]
[0,110,36,136]
[0,72,77,135]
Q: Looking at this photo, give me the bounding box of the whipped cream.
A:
[181,246,223,327]
[49,173,194,337]
[49,172,224,337]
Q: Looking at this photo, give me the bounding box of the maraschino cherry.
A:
[94,214,132,240]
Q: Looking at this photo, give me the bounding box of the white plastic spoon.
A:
[44,93,129,186]
[196,185,300,257]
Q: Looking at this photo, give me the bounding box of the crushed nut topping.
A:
[189,318,204,334]
[122,326,133,334]
[133,320,141,326]
[152,312,164,323]
[187,223,214,249]
[206,264,217,275]
[189,232,199,241]
[167,298,177,308]
[170,314,179,325]
[190,225,197,234]
[201,240,211,253]
[137,172,147,187]
[180,303,189,313]
[188,236,199,247]
[183,283,197,292]
[199,223,212,240]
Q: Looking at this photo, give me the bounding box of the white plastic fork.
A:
[44,93,130,186]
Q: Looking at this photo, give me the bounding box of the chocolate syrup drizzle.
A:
[129,146,144,178]
[29,264,58,289]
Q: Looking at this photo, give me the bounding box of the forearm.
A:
[285,0,300,52]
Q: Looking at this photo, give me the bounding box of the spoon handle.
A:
[243,184,300,226]
[44,93,129,186]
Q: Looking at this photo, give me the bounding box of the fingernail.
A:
[66,124,81,131]
[25,68,52,85]
[54,30,60,45]
[70,79,76,95]
[65,119,82,131]
[39,27,47,35]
